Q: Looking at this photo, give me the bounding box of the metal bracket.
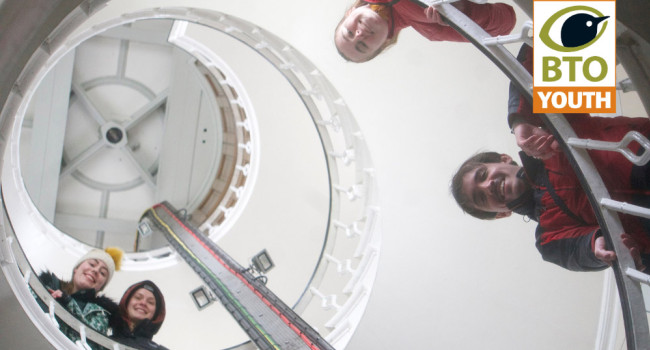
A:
[567,131,650,166]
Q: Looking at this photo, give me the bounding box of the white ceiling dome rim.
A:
[0,8,264,269]
[165,19,261,241]
[0,13,183,270]
[0,1,187,273]
[1,4,382,349]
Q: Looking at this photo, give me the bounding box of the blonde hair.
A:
[72,247,123,290]
[335,1,399,62]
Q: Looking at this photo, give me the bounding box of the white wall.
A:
[17,0,624,349]
[211,1,607,349]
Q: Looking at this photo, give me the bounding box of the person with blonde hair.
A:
[334,0,516,62]
[38,247,123,348]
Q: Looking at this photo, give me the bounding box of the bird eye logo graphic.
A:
[533,1,616,114]
[540,6,609,52]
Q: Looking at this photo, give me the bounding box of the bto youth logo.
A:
[533,0,616,113]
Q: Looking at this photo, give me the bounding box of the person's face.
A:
[72,259,109,293]
[335,5,389,62]
[461,155,528,216]
[127,288,156,325]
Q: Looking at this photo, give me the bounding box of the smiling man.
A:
[460,153,529,219]
[450,43,650,273]
[451,113,650,272]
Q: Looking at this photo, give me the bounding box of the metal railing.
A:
[418,0,650,348]
[0,3,382,349]
[0,196,138,350]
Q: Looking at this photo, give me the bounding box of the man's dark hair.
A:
[451,151,516,220]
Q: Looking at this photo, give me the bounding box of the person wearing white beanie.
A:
[36,247,123,349]
[72,247,122,290]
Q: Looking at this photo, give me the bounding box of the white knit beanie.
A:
[74,247,123,287]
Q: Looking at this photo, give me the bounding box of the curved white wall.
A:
[1,0,636,349]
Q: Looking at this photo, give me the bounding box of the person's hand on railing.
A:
[48,288,63,299]
[513,123,560,159]
[424,0,468,26]
[621,233,647,272]
[594,234,647,271]
[594,236,617,266]
[425,7,447,25]
[47,288,72,305]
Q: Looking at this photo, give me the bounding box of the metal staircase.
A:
[143,202,335,350]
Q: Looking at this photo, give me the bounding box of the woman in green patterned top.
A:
[38,247,122,349]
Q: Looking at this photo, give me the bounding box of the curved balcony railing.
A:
[3,0,650,349]
[419,0,650,348]
[0,198,138,350]
[0,2,382,349]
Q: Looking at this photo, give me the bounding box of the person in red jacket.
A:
[450,115,650,272]
[449,43,650,272]
[334,0,516,62]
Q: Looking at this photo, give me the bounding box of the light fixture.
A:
[137,220,153,238]
[190,286,215,310]
[251,249,275,274]
[243,249,275,285]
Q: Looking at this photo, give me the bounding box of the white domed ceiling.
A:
[2,5,381,350]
